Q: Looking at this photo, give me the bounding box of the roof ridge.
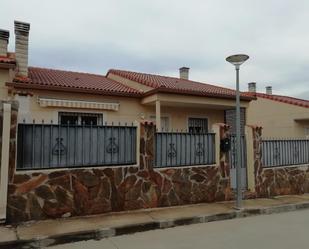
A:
[246,91,309,107]
[11,66,143,96]
[248,92,309,102]
[108,68,247,93]
[29,66,107,78]
[261,93,309,102]
[102,75,143,93]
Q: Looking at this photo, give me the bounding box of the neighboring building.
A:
[0,31,15,100]
[0,21,254,132]
[246,82,309,138]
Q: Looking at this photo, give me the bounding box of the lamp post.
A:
[226,54,249,209]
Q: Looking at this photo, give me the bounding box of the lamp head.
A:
[226,54,249,67]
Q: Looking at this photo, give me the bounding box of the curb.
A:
[1,201,309,248]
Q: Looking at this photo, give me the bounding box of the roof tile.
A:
[107,69,253,100]
[0,55,16,64]
[12,67,142,96]
[247,92,309,108]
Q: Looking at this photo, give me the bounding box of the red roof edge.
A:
[246,92,309,108]
[6,82,144,98]
[0,55,16,69]
[144,86,255,101]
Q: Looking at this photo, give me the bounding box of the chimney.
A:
[179,67,190,80]
[0,29,9,57]
[14,20,30,77]
[248,82,256,93]
[266,86,272,95]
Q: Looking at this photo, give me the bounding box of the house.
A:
[1,21,309,225]
[246,82,309,138]
[0,21,254,133]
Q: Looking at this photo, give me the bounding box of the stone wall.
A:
[7,122,233,223]
[0,101,19,183]
[7,115,309,224]
[252,126,309,197]
[9,102,18,182]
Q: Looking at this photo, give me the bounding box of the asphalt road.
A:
[48,209,309,249]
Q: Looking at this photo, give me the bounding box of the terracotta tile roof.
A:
[10,67,142,97]
[107,69,254,100]
[0,55,16,64]
[247,92,309,108]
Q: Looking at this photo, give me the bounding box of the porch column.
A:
[155,100,161,131]
[0,103,11,222]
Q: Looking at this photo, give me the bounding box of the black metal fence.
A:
[17,122,137,170]
[262,139,309,167]
[155,132,216,168]
[229,134,247,189]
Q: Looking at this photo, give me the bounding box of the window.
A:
[149,115,170,131]
[188,118,208,133]
[59,112,103,125]
[60,115,78,125]
[81,116,98,125]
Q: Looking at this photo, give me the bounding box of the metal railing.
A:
[262,139,309,167]
[155,131,216,168]
[17,121,137,170]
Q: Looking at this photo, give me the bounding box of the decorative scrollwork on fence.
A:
[106,137,119,153]
[293,146,300,159]
[231,145,236,166]
[167,143,177,158]
[195,142,204,157]
[52,138,67,155]
[262,139,309,167]
[274,147,280,161]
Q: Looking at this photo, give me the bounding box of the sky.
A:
[1,0,309,99]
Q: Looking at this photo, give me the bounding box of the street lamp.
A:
[226,54,249,209]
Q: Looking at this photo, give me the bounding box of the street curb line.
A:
[1,201,309,248]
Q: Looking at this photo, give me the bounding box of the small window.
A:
[81,115,98,125]
[60,115,78,125]
[59,112,103,125]
[149,115,170,131]
[188,118,208,134]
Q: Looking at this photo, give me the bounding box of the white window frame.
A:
[149,114,171,131]
[58,111,104,125]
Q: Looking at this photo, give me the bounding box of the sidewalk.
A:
[1,194,309,248]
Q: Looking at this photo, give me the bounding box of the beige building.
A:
[0,21,254,133]
[246,83,309,138]
[1,21,308,139]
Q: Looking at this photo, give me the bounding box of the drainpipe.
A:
[0,103,12,223]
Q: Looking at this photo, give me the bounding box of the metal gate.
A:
[229,134,247,189]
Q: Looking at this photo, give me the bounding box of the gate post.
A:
[245,125,263,193]
[140,121,156,171]
[0,102,11,222]
[245,126,255,191]
[211,124,221,165]
[212,123,231,189]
